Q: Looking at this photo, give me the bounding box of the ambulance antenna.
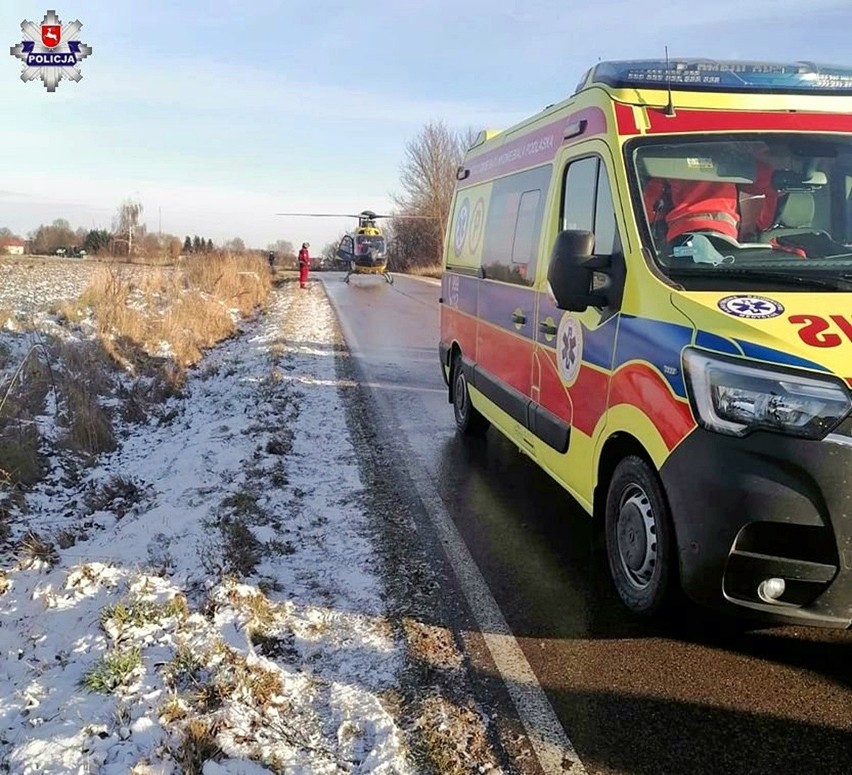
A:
[664,46,677,117]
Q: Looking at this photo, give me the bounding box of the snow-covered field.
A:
[0,258,133,314]
[0,282,414,773]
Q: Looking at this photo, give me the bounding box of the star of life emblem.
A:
[717,295,784,320]
[556,314,583,387]
[10,10,92,92]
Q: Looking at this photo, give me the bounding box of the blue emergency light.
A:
[580,59,852,95]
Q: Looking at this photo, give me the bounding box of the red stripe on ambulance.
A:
[440,306,477,358]
[477,323,534,397]
[645,108,852,135]
[614,102,640,135]
[609,363,696,450]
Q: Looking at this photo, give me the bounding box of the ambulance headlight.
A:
[683,349,851,439]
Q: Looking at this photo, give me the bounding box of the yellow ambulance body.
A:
[439,59,852,626]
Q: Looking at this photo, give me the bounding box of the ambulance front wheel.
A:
[452,356,489,436]
[605,456,676,616]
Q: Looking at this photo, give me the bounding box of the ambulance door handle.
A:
[539,322,557,336]
[512,312,527,325]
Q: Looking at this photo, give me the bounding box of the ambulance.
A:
[438,59,852,627]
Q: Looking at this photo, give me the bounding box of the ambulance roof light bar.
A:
[578,59,852,95]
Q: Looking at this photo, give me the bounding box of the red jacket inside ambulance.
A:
[643,156,778,247]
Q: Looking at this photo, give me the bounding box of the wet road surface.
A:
[321,272,852,775]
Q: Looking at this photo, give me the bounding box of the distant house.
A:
[0,239,25,256]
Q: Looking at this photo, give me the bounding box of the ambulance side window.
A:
[561,156,621,256]
[562,157,596,233]
[482,163,552,286]
[511,190,541,266]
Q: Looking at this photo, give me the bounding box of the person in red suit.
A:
[298,242,310,288]
[643,154,778,250]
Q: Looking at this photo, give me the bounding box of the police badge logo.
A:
[10,10,92,92]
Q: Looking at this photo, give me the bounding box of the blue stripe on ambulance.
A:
[477,281,537,339]
[614,316,692,397]
[695,330,743,356]
[733,340,831,373]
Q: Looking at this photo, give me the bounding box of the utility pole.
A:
[159,207,162,238]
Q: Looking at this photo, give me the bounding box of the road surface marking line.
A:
[323,277,586,774]
[413,472,588,775]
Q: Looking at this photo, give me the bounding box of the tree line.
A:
[0,197,259,261]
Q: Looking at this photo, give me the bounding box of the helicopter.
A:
[275,209,430,284]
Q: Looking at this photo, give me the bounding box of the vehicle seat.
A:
[758,191,827,242]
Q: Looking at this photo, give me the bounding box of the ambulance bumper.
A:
[659,422,852,628]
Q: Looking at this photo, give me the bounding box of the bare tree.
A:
[321,237,341,263]
[392,121,476,266]
[224,237,246,254]
[30,218,76,255]
[165,236,182,261]
[386,218,438,272]
[113,198,144,256]
[267,239,294,256]
[140,232,162,258]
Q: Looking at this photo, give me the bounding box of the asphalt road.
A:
[321,271,852,775]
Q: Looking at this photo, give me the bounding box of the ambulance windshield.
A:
[630,134,852,291]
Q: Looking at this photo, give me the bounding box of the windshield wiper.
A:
[665,266,847,290]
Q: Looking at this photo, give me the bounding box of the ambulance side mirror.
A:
[547,230,610,311]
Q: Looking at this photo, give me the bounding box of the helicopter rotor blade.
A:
[275,211,439,220]
[275,212,364,218]
[369,213,438,220]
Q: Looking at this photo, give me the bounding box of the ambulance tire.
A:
[452,356,489,437]
[605,456,675,616]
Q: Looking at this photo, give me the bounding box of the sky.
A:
[2,0,852,250]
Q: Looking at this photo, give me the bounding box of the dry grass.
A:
[172,719,224,774]
[401,262,443,279]
[182,254,272,317]
[415,695,501,775]
[402,618,464,672]
[17,529,58,568]
[63,382,116,458]
[76,254,270,370]
[0,418,42,486]
[0,344,51,484]
[219,650,285,708]
[0,339,119,478]
[227,587,277,633]
[0,502,10,544]
[32,340,118,461]
[164,295,235,366]
[83,474,145,519]
[219,516,263,577]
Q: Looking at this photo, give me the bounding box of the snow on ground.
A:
[0,281,413,773]
[0,259,106,314]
